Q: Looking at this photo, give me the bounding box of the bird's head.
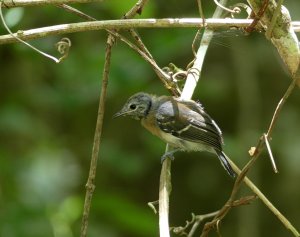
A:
[113,92,153,120]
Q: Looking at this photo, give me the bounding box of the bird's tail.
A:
[216,151,236,178]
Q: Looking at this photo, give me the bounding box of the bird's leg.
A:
[161,148,180,163]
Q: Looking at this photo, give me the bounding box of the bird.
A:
[113,92,235,178]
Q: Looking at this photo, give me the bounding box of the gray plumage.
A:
[114,92,235,178]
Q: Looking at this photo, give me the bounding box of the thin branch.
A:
[159,146,172,237]
[196,0,205,25]
[60,0,154,71]
[200,76,300,237]
[80,34,113,237]
[227,157,300,237]
[56,3,96,21]
[201,146,299,236]
[1,0,102,8]
[0,17,299,44]
[56,1,171,97]
[158,1,227,237]
[80,0,149,236]
[188,211,219,237]
[244,0,269,33]
[266,77,298,136]
[0,18,255,45]
[181,1,227,100]
[121,0,172,95]
[106,30,178,95]
[263,134,278,173]
[123,0,148,19]
[55,2,155,76]
[127,28,153,59]
[264,70,298,172]
[171,211,220,237]
[200,147,263,236]
[213,0,240,14]
[80,38,111,237]
[0,1,61,62]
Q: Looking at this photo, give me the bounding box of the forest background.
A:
[0,0,300,237]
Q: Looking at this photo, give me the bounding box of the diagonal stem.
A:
[201,74,300,237]
[80,34,114,237]
[159,1,227,237]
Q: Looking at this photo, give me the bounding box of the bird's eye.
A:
[129,104,136,110]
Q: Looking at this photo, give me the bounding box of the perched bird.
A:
[114,92,235,178]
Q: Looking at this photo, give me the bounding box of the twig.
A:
[213,0,240,14]
[263,134,278,173]
[196,0,205,26]
[170,211,220,236]
[122,0,176,95]
[80,33,114,237]
[227,157,300,237]
[148,201,158,214]
[1,0,102,8]
[123,0,148,18]
[56,3,96,21]
[158,1,228,237]
[244,0,269,33]
[175,196,255,236]
[263,71,298,173]
[1,18,299,45]
[159,145,172,237]
[0,18,254,45]
[181,1,226,100]
[175,195,255,237]
[0,1,61,62]
[200,151,261,236]
[188,212,219,237]
[106,30,178,96]
[127,28,153,59]
[55,2,155,69]
[266,77,298,136]
[122,0,155,65]
[200,76,300,237]
[55,2,156,83]
[80,1,149,236]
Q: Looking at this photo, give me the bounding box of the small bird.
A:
[114,92,235,178]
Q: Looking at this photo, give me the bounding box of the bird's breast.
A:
[141,115,179,145]
[141,114,162,137]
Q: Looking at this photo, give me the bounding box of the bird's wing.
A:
[175,99,223,137]
[156,99,223,151]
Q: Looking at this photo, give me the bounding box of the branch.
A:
[181,3,227,100]
[80,35,113,237]
[1,0,102,8]
[200,76,300,237]
[0,18,299,45]
[0,18,251,44]
[159,145,172,237]
[227,156,300,237]
[0,18,248,45]
[79,0,149,236]
[158,1,227,237]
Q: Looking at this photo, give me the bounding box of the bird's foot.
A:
[160,149,179,163]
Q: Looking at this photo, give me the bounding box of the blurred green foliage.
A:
[0,1,300,237]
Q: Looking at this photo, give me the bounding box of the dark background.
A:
[0,1,300,236]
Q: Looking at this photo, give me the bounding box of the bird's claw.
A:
[160,151,176,163]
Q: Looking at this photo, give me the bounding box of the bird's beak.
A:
[113,108,128,118]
